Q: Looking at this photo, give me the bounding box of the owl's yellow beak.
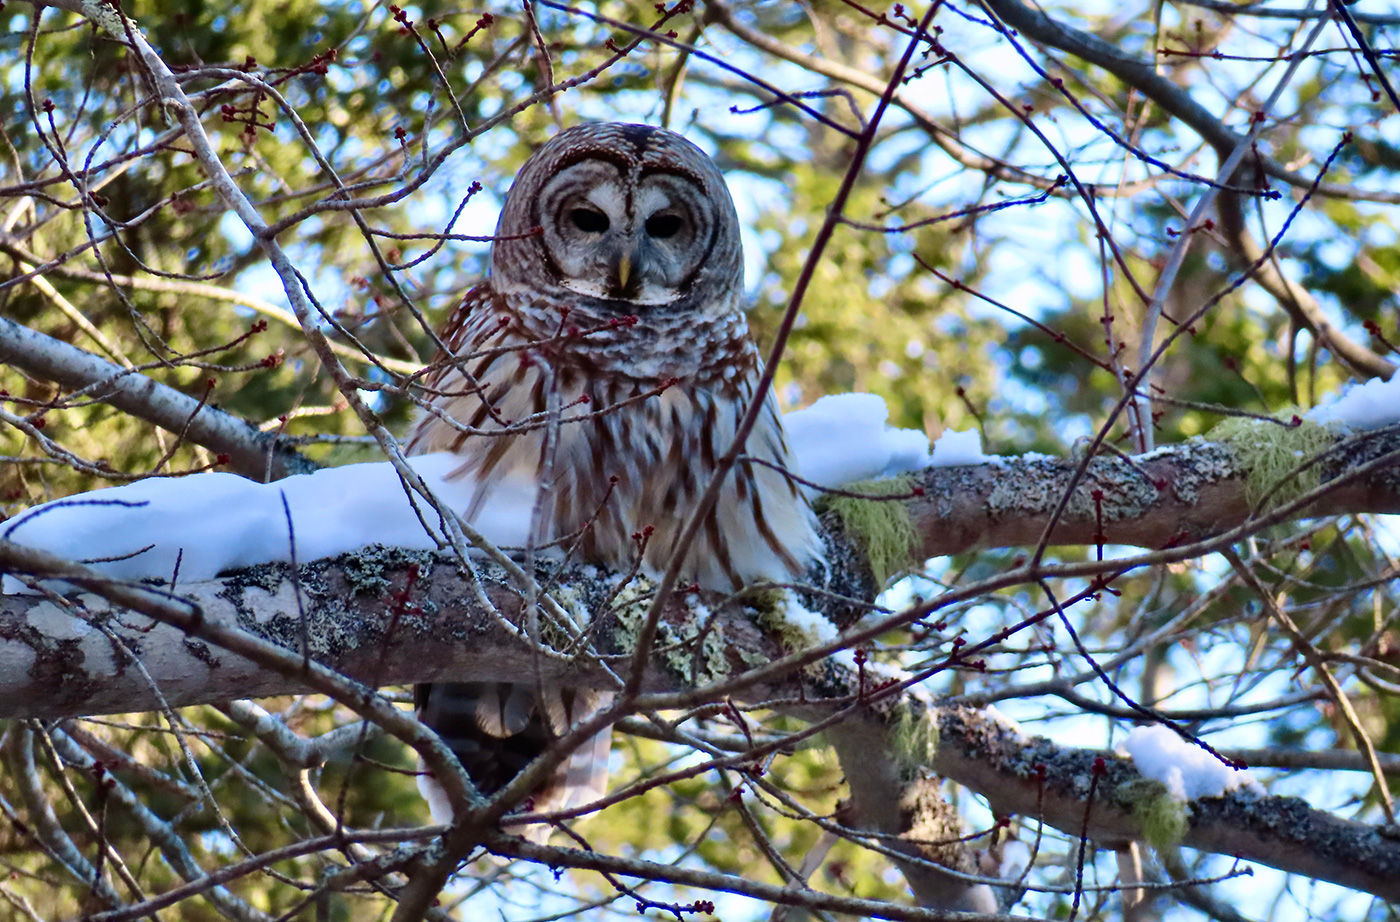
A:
[609,243,643,299]
[616,251,633,291]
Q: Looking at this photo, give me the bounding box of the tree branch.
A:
[929,703,1400,902]
[977,0,1400,204]
[0,315,315,481]
[1214,192,1397,380]
[907,427,1400,557]
[2,539,1397,901]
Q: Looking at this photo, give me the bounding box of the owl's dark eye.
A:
[645,213,683,239]
[569,208,610,233]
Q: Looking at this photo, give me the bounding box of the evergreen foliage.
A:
[2,1,1398,919]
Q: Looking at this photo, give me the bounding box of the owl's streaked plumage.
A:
[408,123,820,837]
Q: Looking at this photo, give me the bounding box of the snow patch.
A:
[1121,725,1262,802]
[929,428,988,466]
[784,394,932,495]
[771,591,911,681]
[1,454,536,593]
[983,704,1029,741]
[2,394,936,592]
[774,591,840,646]
[1305,374,1400,431]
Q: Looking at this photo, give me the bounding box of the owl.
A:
[407,122,821,838]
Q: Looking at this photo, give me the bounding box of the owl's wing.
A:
[415,681,612,843]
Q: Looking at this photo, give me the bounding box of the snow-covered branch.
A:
[928,704,1400,903]
[2,543,1397,902]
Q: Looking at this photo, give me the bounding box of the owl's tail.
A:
[414,681,613,844]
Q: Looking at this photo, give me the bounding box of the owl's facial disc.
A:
[537,162,712,307]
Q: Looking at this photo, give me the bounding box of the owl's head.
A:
[490,123,743,315]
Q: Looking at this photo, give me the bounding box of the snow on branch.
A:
[0,394,931,593]
[1,543,1397,902]
[929,704,1400,903]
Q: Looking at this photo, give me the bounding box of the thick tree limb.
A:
[908,428,1400,557]
[3,427,1395,714]
[2,541,1397,901]
[0,545,662,717]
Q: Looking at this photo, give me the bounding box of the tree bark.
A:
[4,483,1400,903]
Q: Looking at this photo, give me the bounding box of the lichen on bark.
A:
[816,476,919,585]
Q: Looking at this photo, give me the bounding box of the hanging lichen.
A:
[890,701,939,777]
[1118,778,1189,851]
[816,476,919,585]
[1209,415,1333,511]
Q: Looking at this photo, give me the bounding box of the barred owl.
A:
[407,123,821,837]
